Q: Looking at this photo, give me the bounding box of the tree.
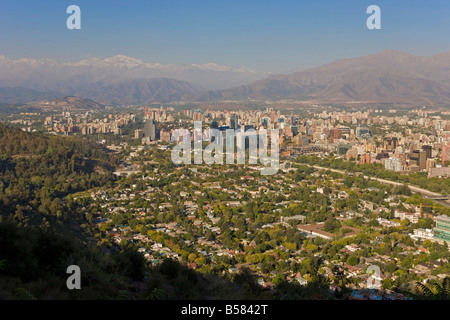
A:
[273,272,286,285]
[116,245,147,280]
[422,240,433,248]
[343,177,353,188]
[382,278,395,290]
[332,265,346,285]
[232,267,261,297]
[188,253,197,262]
[385,262,397,274]
[346,255,359,266]
[324,217,341,233]
[416,277,450,300]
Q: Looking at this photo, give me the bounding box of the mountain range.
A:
[27,96,105,111]
[0,54,265,104]
[2,50,450,106]
[196,50,450,105]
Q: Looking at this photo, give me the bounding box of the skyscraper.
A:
[230,115,239,130]
[383,137,398,151]
[410,150,427,171]
[144,119,157,141]
[422,145,432,160]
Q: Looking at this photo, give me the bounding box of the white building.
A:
[411,228,434,241]
[394,210,420,224]
[384,157,403,171]
[377,218,401,228]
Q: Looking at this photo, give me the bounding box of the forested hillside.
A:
[0,124,132,299]
[0,123,117,223]
[0,123,337,300]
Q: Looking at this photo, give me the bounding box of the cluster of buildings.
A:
[44,111,136,136]
[134,107,177,144]
[9,106,450,179]
[81,131,450,298]
[132,107,450,178]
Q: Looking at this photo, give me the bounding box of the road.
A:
[294,163,450,207]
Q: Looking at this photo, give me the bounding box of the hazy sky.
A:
[1,0,450,73]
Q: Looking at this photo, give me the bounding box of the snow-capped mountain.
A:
[0,54,267,91]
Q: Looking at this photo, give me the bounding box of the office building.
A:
[434,215,450,243]
[144,119,157,141]
[410,150,427,171]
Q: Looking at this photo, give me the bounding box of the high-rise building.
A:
[230,115,239,130]
[410,150,427,171]
[144,106,156,120]
[383,137,398,151]
[261,117,271,127]
[135,129,144,139]
[144,119,157,141]
[159,130,171,142]
[329,129,342,140]
[356,126,371,139]
[434,215,450,243]
[442,145,450,165]
[422,145,432,160]
[337,126,351,135]
[284,126,293,138]
[426,158,436,171]
[359,153,371,164]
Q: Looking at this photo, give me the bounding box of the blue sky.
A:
[1,0,449,73]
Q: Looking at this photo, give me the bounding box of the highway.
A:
[294,163,450,207]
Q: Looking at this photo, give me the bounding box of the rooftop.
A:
[436,215,450,223]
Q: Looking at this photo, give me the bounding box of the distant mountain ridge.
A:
[0,53,268,105]
[0,76,204,106]
[0,87,60,104]
[28,96,105,111]
[196,50,450,105]
[3,50,450,105]
[0,54,267,93]
[66,78,203,106]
